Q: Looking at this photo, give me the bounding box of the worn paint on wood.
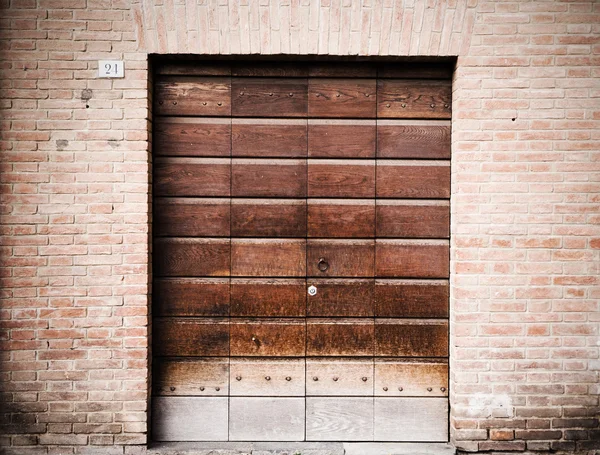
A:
[307,279,374,317]
[154,278,230,317]
[230,319,306,357]
[375,240,449,278]
[376,161,450,199]
[375,319,449,357]
[308,78,376,118]
[375,359,448,397]
[153,238,230,277]
[153,318,229,357]
[232,78,308,117]
[375,279,449,318]
[307,319,374,357]
[308,120,376,158]
[305,359,374,396]
[308,240,375,278]
[231,199,307,238]
[374,398,449,441]
[230,278,306,317]
[154,158,231,197]
[229,359,305,396]
[232,159,307,198]
[376,201,449,239]
[377,121,451,159]
[308,199,375,238]
[231,239,306,277]
[153,358,229,396]
[232,119,307,158]
[308,159,375,198]
[306,397,374,441]
[154,198,230,237]
[377,79,451,119]
[154,118,231,157]
[154,77,232,116]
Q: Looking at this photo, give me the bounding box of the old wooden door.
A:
[152,61,451,442]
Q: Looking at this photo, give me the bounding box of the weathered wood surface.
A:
[306,279,374,317]
[305,359,374,396]
[232,78,308,117]
[376,201,449,238]
[308,159,375,198]
[154,118,231,157]
[375,240,449,278]
[231,119,307,157]
[374,359,448,397]
[306,397,374,441]
[232,63,309,77]
[155,62,232,76]
[308,200,375,238]
[308,78,376,118]
[377,121,451,159]
[231,199,307,238]
[307,240,375,277]
[307,319,374,356]
[229,359,305,396]
[230,278,306,317]
[154,198,230,237]
[377,79,452,119]
[308,120,376,158]
[374,397,449,441]
[153,358,229,396]
[230,319,306,357]
[375,319,449,357]
[375,279,449,318]
[154,158,231,197]
[377,63,454,79]
[232,159,307,198]
[153,318,230,357]
[154,77,231,116]
[231,239,306,277]
[153,238,230,277]
[154,278,230,317]
[376,161,451,199]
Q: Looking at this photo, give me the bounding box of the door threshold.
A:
[148,441,456,455]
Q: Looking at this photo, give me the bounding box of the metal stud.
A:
[265,376,271,381]
[203,102,207,106]
[236,376,242,381]
[286,376,292,381]
[386,103,391,108]
[217,102,222,106]
[240,91,244,95]
[316,93,321,97]
[444,104,449,108]
[361,377,368,382]
[269,92,274,96]
[170,386,176,391]
[172,101,177,105]
[401,103,406,108]
[430,103,435,108]
[313,376,319,381]
[441,387,446,392]
[333,377,339,382]
[336,93,341,97]
[365,93,370,97]
[200,387,205,391]
[158,100,163,105]
[383,387,388,392]
[215,387,220,391]
[398,387,403,392]
[427,387,433,392]
[289,93,294,97]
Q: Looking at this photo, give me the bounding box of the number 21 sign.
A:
[98,61,125,78]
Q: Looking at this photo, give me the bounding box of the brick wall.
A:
[0,0,598,454]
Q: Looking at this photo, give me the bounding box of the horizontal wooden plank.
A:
[232,159,307,198]
[307,319,374,357]
[376,161,450,199]
[232,63,309,77]
[230,319,306,357]
[375,279,449,318]
[153,238,230,277]
[231,239,306,277]
[231,199,307,238]
[154,77,231,116]
[155,62,232,76]
[306,359,374,396]
[153,358,229,396]
[374,397,448,441]
[308,120,376,158]
[229,397,305,441]
[377,121,451,159]
[308,159,375,198]
[152,397,228,441]
[375,240,449,278]
[378,62,454,79]
[154,158,231,197]
[231,120,307,158]
[377,79,452,119]
[229,359,305,396]
[375,319,449,357]
[306,398,374,441]
[153,278,230,317]
[153,318,229,357]
[376,201,449,238]
[308,200,375,238]
[154,118,231,157]
[307,240,375,277]
[375,359,448,397]
[154,198,230,237]
[308,78,376,118]
[231,78,308,117]
[306,279,374,317]
[230,278,306,317]
[308,63,377,78]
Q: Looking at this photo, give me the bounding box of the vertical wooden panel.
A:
[231,199,307,238]
[374,398,449,441]
[154,198,230,237]
[377,121,451,159]
[154,118,232,157]
[230,278,306,317]
[231,78,308,117]
[376,161,450,199]
[306,398,374,441]
[153,318,229,357]
[232,159,307,197]
[308,200,375,238]
[375,240,449,278]
[308,120,376,158]
[307,319,374,357]
[154,158,231,197]
[232,119,307,157]
[307,279,374,317]
[307,240,375,277]
[231,239,306,277]
[230,319,306,357]
[308,78,376,118]
[375,319,449,357]
[154,77,232,116]
[377,79,451,119]
[153,238,230,277]
[230,359,305,396]
[154,278,230,317]
[153,358,229,396]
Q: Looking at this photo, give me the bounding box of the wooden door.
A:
[152,61,452,442]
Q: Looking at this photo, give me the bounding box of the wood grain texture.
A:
[307,240,375,278]
[308,160,375,198]
[231,239,306,277]
[308,78,376,118]
[307,279,374,317]
[156,62,232,76]
[308,63,377,78]
[305,359,374,396]
[307,319,374,357]
[154,158,231,197]
[152,397,228,441]
[376,201,449,239]
[306,398,374,441]
[308,200,375,238]
[153,278,230,317]
[308,121,376,158]
[232,63,309,77]
[153,238,230,277]
[375,279,449,318]
[154,198,230,237]
[229,359,305,396]
[232,159,307,198]
[376,161,451,199]
[154,77,231,116]
[153,358,229,396]
[377,79,452,119]
[230,278,306,317]
[154,118,231,157]
[375,360,448,397]
[375,240,449,278]
[230,319,305,357]
[374,398,448,441]
[229,397,305,441]
[153,318,229,357]
[232,78,308,117]
[375,319,449,357]
[232,120,307,158]
[377,122,451,159]
[231,199,307,238]
[378,63,454,79]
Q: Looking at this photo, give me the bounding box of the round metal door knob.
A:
[318,258,329,272]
